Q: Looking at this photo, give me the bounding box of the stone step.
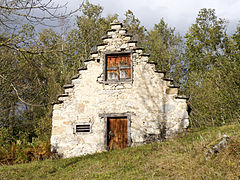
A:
[127,40,137,48]
[90,51,98,58]
[133,47,144,50]
[147,61,156,65]
[97,43,107,51]
[107,29,117,33]
[119,28,127,35]
[154,70,166,78]
[141,54,150,57]
[133,47,144,53]
[123,34,132,41]
[84,59,95,63]
[163,78,174,82]
[128,40,137,43]
[155,70,166,75]
[110,22,123,27]
[57,94,68,98]
[97,43,108,47]
[107,29,117,36]
[175,96,189,100]
[78,66,87,71]
[63,84,74,89]
[71,74,80,80]
[168,85,180,88]
[166,87,178,95]
[102,35,112,40]
[124,34,132,37]
[162,78,174,87]
[58,93,69,101]
[51,100,63,105]
[57,93,69,101]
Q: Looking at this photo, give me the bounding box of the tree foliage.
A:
[67,0,117,64]
[0,2,240,164]
[146,18,184,82]
[123,10,147,47]
[185,8,228,73]
[184,8,240,127]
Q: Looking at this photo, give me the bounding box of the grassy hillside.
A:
[0,124,239,179]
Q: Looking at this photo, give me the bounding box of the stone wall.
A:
[51,21,189,158]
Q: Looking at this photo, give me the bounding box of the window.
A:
[74,124,91,133]
[105,53,131,81]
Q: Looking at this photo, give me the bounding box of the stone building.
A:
[51,22,189,158]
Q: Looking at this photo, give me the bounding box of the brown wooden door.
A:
[107,117,127,150]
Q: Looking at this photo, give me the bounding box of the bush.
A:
[0,127,52,165]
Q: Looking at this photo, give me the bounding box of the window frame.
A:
[103,51,133,84]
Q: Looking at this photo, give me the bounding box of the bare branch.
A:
[0,0,82,29]
[0,74,45,107]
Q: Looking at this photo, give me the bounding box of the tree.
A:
[0,0,77,29]
[0,0,80,53]
[184,8,228,74]
[123,10,147,47]
[184,8,239,127]
[146,18,184,82]
[0,0,81,136]
[67,0,118,64]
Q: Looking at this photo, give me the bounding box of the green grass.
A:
[0,124,240,179]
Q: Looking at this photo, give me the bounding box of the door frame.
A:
[99,113,131,150]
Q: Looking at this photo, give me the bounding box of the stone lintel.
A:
[105,51,132,55]
[99,112,135,118]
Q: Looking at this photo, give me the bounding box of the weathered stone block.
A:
[52,126,66,135]
[166,88,178,95]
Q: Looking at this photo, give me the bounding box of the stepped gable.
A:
[51,21,189,158]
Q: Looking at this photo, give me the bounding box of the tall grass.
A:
[0,124,239,179]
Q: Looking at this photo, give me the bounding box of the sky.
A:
[60,0,240,35]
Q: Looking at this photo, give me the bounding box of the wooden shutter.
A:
[106,53,131,81]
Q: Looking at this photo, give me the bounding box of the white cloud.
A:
[61,0,240,34]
